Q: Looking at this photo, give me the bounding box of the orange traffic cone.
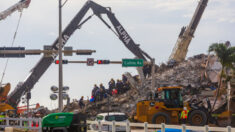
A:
[36,121,39,128]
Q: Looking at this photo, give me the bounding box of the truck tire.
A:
[188,110,207,126]
[152,112,170,124]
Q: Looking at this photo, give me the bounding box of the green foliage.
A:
[209,42,235,111]
[209,43,235,69]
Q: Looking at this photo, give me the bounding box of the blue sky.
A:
[0,0,235,109]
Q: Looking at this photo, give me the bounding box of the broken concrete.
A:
[64,54,226,119]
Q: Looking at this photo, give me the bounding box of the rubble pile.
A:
[65,54,225,118]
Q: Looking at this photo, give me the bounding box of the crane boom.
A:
[0,0,31,21]
[7,1,151,108]
[169,0,208,62]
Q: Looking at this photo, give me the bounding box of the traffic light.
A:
[97,60,110,64]
[26,92,31,100]
[55,60,68,64]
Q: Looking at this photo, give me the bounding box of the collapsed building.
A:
[64,54,234,125]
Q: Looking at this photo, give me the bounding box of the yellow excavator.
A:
[0,83,15,113]
[169,0,208,62]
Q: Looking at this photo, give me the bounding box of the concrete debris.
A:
[63,54,227,119]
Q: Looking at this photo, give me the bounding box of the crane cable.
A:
[0,11,23,87]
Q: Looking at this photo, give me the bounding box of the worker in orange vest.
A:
[180,107,189,124]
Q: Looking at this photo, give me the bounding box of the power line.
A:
[0,12,23,86]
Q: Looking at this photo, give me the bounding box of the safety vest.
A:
[0,115,5,122]
[180,110,189,119]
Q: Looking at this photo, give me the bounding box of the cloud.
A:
[205,3,235,23]
[154,0,195,12]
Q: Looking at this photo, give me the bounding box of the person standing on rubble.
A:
[122,74,128,84]
[92,84,99,97]
[116,79,124,94]
[180,107,189,124]
[92,84,99,102]
[99,84,105,101]
[79,96,85,109]
[108,79,115,95]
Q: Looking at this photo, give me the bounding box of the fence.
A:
[0,118,234,132]
[0,117,42,131]
[87,120,235,132]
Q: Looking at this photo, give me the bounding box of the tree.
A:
[208,42,235,112]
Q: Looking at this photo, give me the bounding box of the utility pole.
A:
[58,0,63,112]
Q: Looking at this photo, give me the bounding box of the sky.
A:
[0,0,235,110]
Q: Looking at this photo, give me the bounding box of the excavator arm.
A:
[7,0,151,108]
[88,2,151,60]
[0,0,31,21]
[168,0,208,62]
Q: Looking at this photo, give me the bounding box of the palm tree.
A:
[208,42,235,112]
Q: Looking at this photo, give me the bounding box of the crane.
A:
[168,0,208,62]
[7,0,152,108]
[0,0,31,21]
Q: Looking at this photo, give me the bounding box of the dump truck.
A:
[42,112,87,132]
[134,86,209,126]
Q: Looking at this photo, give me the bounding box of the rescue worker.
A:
[122,74,127,84]
[92,84,99,97]
[99,84,105,101]
[79,96,85,109]
[108,79,115,95]
[180,107,189,124]
[116,79,124,94]
[0,112,5,125]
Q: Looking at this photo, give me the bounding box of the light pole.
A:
[58,0,63,112]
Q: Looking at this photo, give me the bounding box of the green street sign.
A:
[122,59,144,67]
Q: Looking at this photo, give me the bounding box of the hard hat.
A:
[184,107,187,110]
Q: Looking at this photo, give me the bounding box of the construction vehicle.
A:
[135,86,234,126]
[0,0,31,21]
[17,103,40,115]
[6,0,152,109]
[0,83,15,113]
[134,86,209,126]
[0,0,31,114]
[42,112,87,132]
[169,0,208,62]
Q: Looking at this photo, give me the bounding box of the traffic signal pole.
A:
[68,60,122,64]
[0,49,96,55]
[58,0,63,112]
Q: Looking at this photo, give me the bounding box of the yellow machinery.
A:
[0,83,15,113]
[169,0,208,62]
[134,86,208,126]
